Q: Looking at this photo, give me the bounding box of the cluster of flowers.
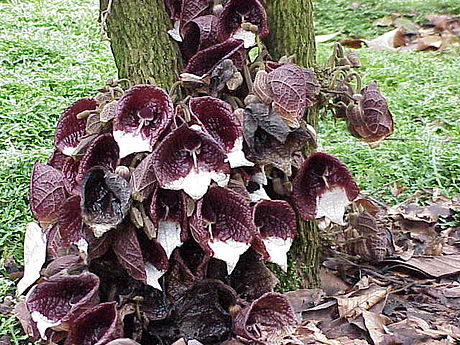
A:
[15,0,393,344]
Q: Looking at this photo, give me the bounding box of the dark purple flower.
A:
[64,302,122,345]
[346,81,394,143]
[76,133,120,183]
[190,96,253,168]
[150,187,189,259]
[291,152,360,224]
[81,166,131,237]
[113,85,173,158]
[25,272,100,339]
[182,15,219,60]
[164,0,212,41]
[190,185,256,273]
[29,163,66,227]
[54,98,97,156]
[253,200,296,271]
[217,0,269,45]
[153,124,230,200]
[233,292,296,344]
[184,38,246,77]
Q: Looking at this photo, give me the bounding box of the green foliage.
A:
[315,0,460,203]
[0,0,115,339]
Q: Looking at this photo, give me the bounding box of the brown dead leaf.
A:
[362,310,391,345]
[339,39,366,49]
[285,289,325,316]
[335,284,392,319]
[393,17,419,33]
[365,28,407,50]
[386,254,460,277]
[391,181,407,197]
[296,321,370,345]
[373,15,396,27]
[316,32,340,43]
[417,34,444,50]
[320,268,350,296]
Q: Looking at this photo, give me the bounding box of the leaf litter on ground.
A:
[338,13,460,52]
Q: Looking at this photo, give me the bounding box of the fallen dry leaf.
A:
[316,32,340,43]
[385,254,460,277]
[335,284,391,319]
[362,310,391,345]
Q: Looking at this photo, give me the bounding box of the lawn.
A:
[0,0,459,341]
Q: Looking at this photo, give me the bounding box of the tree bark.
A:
[100,0,182,87]
[265,0,321,288]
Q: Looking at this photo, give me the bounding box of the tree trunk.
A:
[101,0,320,288]
[100,0,182,87]
[265,0,321,288]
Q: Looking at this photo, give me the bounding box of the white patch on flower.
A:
[164,169,229,200]
[263,237,293,272]
[91,224,114,238]
[168,20,183,42]
[316,187,351,225]
[249,186,271,203]
[31,311,61,340]
[62,145,77,156]
[157,220,183,259]
[17,223,47,296]
[74,238,88,260]
[113,130,152,159]
[233,28,256,48]
[145,262,166,291]
[208,239,250,274]
[250,169,268,186]
[180,73,207,83]
[225,136,254,168]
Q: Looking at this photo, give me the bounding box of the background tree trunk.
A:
[265,0,321,288]
[101,0,320,288]
[100,0,182,87]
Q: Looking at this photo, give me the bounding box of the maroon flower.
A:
[153,124,230,200]
[54,98,97,156]
[291,152,359,224]
[81,166,131,237]
[64,302,122,345]
[253,200,296,271]
[113,85,173,158]
[190,96,253,168]
[150,187,188,259]
[184,38,246,77]
[233,292,296,344]
[29,163,66,227]
[25,272,100,339]
[217,0,269,45]
[346,81,394,143]
[182,15,219,60]
[190,185,256,273]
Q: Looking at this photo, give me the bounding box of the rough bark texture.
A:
[100,0,182,87]
[265,0,321,288]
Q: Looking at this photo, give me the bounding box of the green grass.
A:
[0,0,115,340]
[0,0,459,340]
[314,0,460,203]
